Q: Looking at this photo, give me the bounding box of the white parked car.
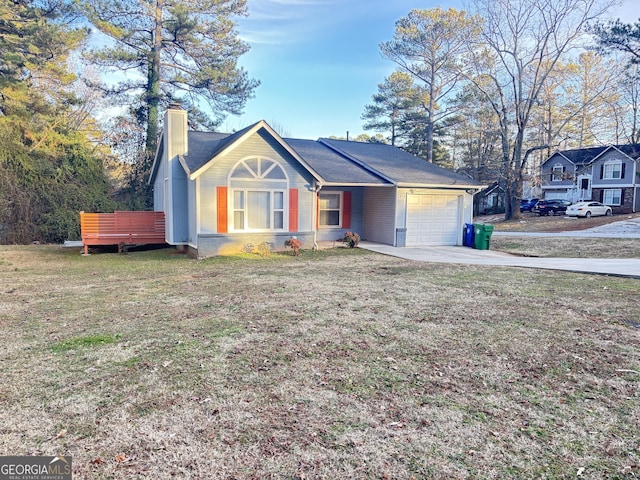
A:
[566,201,612,218]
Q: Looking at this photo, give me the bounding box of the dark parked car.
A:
[535,199,572,216]
[520,198,539,212]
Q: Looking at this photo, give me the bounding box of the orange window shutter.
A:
[289,188,298,232]
[217,186,228,233]
[342,191,352,229]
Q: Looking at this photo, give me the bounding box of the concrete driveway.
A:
[358,217,640,278]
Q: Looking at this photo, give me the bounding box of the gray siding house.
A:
[540,145,640,213]
[150,105,482,258]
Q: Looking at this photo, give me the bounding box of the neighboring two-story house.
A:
[540,145,640,213]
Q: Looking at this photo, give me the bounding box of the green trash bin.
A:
[473,224,494,250]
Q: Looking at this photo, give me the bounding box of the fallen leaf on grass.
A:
[91,458,105,465]
[115,454,127,462]
[45,429,67,441]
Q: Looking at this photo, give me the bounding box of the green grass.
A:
[0,245,638,479]
[491,236,640,258]
[51,334,120,352]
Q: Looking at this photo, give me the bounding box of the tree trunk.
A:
[146,0,163,154]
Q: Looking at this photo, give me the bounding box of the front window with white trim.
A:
[603,160,622,179]
[603,188,622,206]
[552,164,564,181]
[229,157,288,232]
[319,192,342,227]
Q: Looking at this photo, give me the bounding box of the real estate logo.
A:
[0,456,72,480]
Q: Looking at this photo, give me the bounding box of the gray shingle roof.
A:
[613,144,640,159]
[545,144,640,167]
[169,127,482,188]
[284,138,389,185]
[181,124,261,175]
[181,131,230,174]
[320,138,481,187]
[550,146,609,166]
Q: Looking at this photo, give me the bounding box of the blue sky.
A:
[223,0,640,140]
[223,0,455,139]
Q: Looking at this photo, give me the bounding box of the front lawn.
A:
[488,211,640,233]
[491,237,640,258]
[1,246,638,479]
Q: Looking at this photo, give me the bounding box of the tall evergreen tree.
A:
[590,19,640,65]
[361,71,420,146]
[78,0,259,156]
[380,7,481,163]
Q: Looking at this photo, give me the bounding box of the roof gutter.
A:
[396,183,486,192]
[320,182,393,187]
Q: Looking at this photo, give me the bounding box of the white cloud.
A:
[238,0,341,45]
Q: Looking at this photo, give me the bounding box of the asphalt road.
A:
[493,215,640,239]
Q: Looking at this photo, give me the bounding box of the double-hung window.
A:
[603,161,622,179]
[603,188,622,206]
[552,164,564,181]
[233,190,284,230]
[319,192,342,227]
[229,157,288,232]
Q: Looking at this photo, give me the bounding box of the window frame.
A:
[603,188,622,206]
[227,157,289,232]
[551,164,564,182]
[231,188,287,232]
[603,160,622,180]
[318,191,343,228]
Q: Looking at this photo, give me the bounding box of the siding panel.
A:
[363,187,396,245]
[198,128,316,246]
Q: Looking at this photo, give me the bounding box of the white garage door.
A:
[406,194,461,246]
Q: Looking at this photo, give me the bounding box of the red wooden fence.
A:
[80,211,166,254]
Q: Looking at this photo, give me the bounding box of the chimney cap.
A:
[168,102,183,110]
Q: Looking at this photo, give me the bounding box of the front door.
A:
[578,175,592,201]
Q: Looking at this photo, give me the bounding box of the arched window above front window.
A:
[228,157,288,232]
[229,157,287,181]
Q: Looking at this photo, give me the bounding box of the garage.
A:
[406,194,462,246]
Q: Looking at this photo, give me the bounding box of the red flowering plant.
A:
[342,231,360,248]
[284,237,302,255]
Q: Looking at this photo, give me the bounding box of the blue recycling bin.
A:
[463,223,475,248]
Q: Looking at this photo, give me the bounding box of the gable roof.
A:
[543,144,640,167]
[593,144,640,162]
[543,146,608,167]
[179,130,231,175]
[179,120,322,182]
[153,119,483,189]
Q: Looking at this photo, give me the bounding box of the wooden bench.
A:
[80,211,166,255]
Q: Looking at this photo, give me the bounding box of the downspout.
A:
[634,161,638,213]
[313,182,323,250]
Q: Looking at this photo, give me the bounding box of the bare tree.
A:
[465,0,614,220]
[608,64,640,144]
[381,7,481,163]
